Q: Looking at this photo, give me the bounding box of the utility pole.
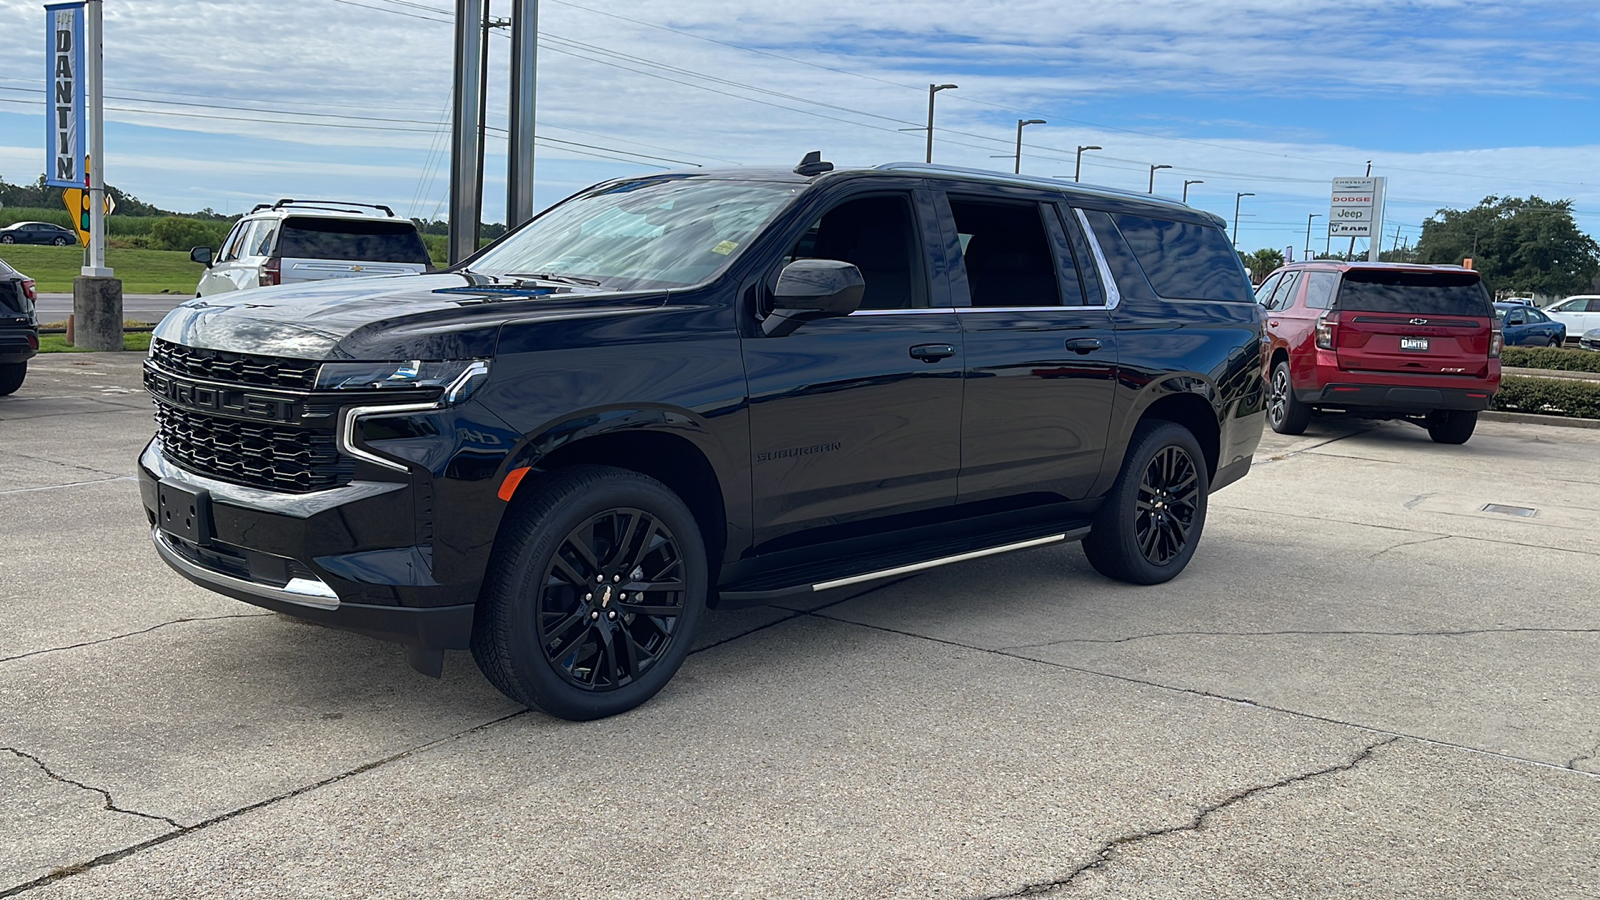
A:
[924,84,957,164]
[1391,223,1403,256]
[1074,145,1100,183]
[1305,213,1322,261]
[474,8,511,248]
[449,0,485,264]
[1233,192,1254,248]
[1182,179,1203,203]
[1014,119,1044,174]
[506,0,538,229]
[1147,164,1171,194]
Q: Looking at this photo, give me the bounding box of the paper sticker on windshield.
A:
[711,240,738,256]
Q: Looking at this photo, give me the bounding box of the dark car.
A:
[1494,302,1565,347]
[139,157,1265,720]
[0,221,77,246]
[0,257,39,395]
[1259,262,1500,444]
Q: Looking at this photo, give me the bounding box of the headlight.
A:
[316,359,490,403]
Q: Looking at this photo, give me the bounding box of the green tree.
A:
[1239,247,1285,282]
[1414,196,1600,297]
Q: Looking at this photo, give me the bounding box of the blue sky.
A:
[1,0,1598,258]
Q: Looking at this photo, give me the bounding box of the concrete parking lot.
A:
[2,352,1597,899]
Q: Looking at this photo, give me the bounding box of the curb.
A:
[1481,410,1600,429]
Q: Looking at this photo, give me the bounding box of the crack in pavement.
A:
[996,625,1600,652]
[1214,505,1600,558]
[1567,738,1600,771]
[2,747,182,831]
[7,451,123,480]
[816,613,1600,780]
[1367,533,1450,558]
[978,737,1401,898]
[0,614,274,665]
[0,476,137,497]
[0,708,531,898]
[1252,428,1375,467]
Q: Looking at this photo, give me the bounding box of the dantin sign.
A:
[45,2,86,188]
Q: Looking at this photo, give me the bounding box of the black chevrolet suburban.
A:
[140,158,1265,720]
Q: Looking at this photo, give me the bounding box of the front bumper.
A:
[1300,383,1495,412]
[138,440,476,652]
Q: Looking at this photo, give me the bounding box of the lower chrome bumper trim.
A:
[150,526,341,610]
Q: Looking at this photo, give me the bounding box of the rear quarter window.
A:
[276,217,430,265]
[1111,214,1255,303]
[1335,270,1492,317]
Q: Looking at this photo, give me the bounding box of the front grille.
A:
[150,338,319,391]
[153,400,351,493]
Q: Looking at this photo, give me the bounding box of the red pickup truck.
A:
[1257,262,1501,445]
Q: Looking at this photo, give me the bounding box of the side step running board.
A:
[719,527,1089,603]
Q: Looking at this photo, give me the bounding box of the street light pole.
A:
[1233,192,1255,247]
[1074,145,1101,183]
[1182,179,1203,203]
[1305,213,1323,261]
[1015,119,1045,174]
[925,83,957,164]
[1148,164,1171,194]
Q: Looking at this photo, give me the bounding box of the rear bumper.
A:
[1300,383,1494,412]
[0,328,38,364]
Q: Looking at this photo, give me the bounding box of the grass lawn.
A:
[0,244,199,294]
[38,332,151,353]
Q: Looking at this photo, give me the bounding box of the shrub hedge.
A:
[1501,346,1600,373]
[1493,375,1600,419]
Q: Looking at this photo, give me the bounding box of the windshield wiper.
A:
[503,271,603,287]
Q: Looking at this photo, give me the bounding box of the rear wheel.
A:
[471,465,707,720]
[1083,420,1209,585]
[0,235,13,244]
[1267,361,1311,435]
[1426,409,1477,445]
[0,362,24,396]
[52,236,70,246]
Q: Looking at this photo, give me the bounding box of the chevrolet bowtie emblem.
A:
[600,586,613,607]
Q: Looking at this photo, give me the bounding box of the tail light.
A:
[260,258,281,287]
[1488,327,1502,359]
[1314,312,1335,350]
[21,278,37,301]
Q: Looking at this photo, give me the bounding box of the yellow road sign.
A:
[61,188,114,247]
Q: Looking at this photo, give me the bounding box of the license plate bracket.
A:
[1400,336,1430,352]
[157,481,213,545]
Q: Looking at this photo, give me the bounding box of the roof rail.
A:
[872,162,1194,208]
[246,199,398,217]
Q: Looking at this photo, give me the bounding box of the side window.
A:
[1526,308,1548,323]
[1110,213,1255,303]
[1505,309,1526,325]
[215,222,247,263]
[247,221,277,257]
[947,196,1062,307]
[1254,273,1283,306]
[778,194,924,310]
[1267,271,1301,311]
[1303,271,1339,309]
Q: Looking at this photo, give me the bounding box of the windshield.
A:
[470,176,800,290]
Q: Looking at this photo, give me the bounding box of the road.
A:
[2,353,1597,898]
[34,293,189,325]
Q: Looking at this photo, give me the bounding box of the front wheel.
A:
[0,362,24,396]
[1549,335,1564,348]
[471,465,707,720]
[1083,421,1210,585]
[1426,409,1477,445]
[1266,361,1311,435]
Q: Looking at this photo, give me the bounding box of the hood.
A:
[152,272,665,361]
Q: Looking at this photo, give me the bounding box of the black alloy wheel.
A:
[1083,420,1210,585]
[536,507,688,692]
[471,465,707,720]
[1267,361,1310,435]
[1134,445,1202,566]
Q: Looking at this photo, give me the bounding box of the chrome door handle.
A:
[909,343,955,362]
[1064,338,1102,354]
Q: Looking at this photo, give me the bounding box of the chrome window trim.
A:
[151,526,340,610]
[1074,208,1122,311]
[847,307,958,316]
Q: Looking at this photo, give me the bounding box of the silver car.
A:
[189,200,431,297]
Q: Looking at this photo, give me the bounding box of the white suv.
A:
[1543,295,1600,344]
[189,200,431,297]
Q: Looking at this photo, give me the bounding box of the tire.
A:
[1549,335,1563,348]
[1266,361,1311,435]
[0,362,23,396]
[52,236,70,246]
[471,465,707,720]
[1426,409,1477,445]
[1083,420,1210,585]
[0,235,13,244]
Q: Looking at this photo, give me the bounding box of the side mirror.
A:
[190,246,214,267]
[762,259,864,337]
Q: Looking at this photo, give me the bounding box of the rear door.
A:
[1331,269,1494,377]
[275,217,431,285]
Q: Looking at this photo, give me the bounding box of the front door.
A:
[743,187,963,552]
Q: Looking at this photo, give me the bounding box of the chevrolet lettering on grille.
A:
[145,368,300,424]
